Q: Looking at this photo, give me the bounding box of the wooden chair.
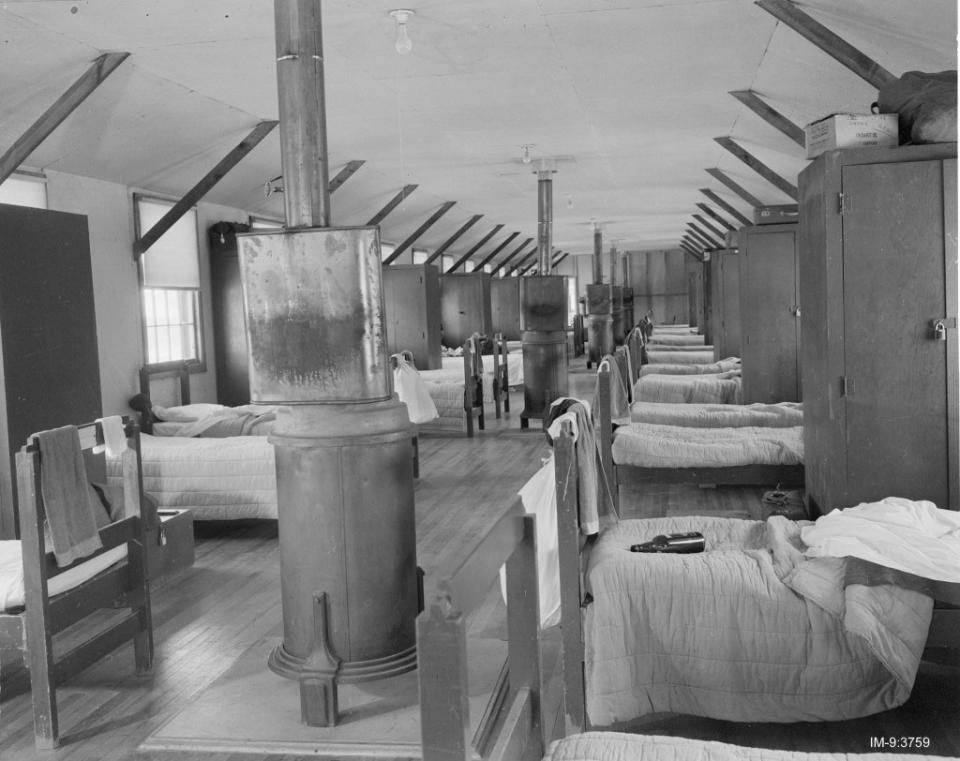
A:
[0,418,154,748]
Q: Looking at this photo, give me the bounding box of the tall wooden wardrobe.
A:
[209,222,251,406]
[710,248,741,361]
[0,204,102,538]
[799,143,958,515]
[440,272,492,349]
[739,224,800,402]
[382,263,442,369]
[491,277,522,340]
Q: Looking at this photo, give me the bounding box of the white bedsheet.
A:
[646,349,717,365]
[802,498,960,583]
[0,541,128,611]
[545,732,937,761]
[481,353,524,387]
[639,357,741,376]
[107,434,277,520]
[634,373,743,404]
[583,515,932,726]
[647,333,706,346]
[432,359,496,400]
[611,423,803,468]
[630,401,802,428]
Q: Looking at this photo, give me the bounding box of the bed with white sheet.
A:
[108,434,277,520]
[544,733,938,761]
[551,424,955,731]
[638,356,741,376]
[634,370,743,404]
[630,400,803,427]
[646,349,718,365]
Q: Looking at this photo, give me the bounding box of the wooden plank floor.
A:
[1,381,958,759]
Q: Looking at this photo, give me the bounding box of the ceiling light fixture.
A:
[389,9,415,55]
[520,144,534,164]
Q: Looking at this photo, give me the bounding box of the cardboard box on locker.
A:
[804,113,899,159]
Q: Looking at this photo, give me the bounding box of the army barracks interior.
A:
[0,1,958,760]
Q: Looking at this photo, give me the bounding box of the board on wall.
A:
[0,203,102,537]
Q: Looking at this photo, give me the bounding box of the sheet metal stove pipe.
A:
[520,162,568,427]
[586,225,613,364]
[609,245,625,345]
[241,1,418,718]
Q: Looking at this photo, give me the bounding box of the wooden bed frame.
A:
[417,499,547,761]
[0,419,154,749]
[417,334,487,438]
[596,364,804,513]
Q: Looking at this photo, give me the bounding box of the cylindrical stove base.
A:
[520,330,569,428]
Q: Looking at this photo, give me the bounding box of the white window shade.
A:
[139,199,200,288]
[0,174,47,208]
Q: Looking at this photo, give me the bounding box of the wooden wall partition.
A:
[439,272,492,349]
[710,248,742,360]
[799,143,959,515]
[490,276,522,340]
[0,204,102,538]
[382,264,442,370]
[739,224,800,403]
[629,249,689,325]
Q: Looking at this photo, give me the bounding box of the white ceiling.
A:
[0,0,956,265]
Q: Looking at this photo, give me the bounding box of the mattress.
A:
[634,372,742,404]
[0,540,128,612]
[629,401,803,428]
[639,357,741,376]
[582,515,932,726]
[646,333,706,346]
[107,434,277,520]
[545,733,937,761]
[432,359,496,400]
[646,349,716,365]
[480,353,524,387]
[611,423,803,468]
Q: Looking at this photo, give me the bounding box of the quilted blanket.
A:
[544,732,937,761]
[647,334,706,346]
[582,516,933,726]
[611,423,802,468]
[639,357,741,377]
[629,401,802,428]
[634,373,742,404]
[646,350,716,365]
[107,434,277,520]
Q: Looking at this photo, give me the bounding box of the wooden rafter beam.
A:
[692,213,725,239]
[327,160,365,194]
[493,238,533,274]
[507,248,537,276]
[687,224,720,249]
[423,215,483,265]
[714,137,798,200]
[755,0,897,90]
[446,224,505,273]
[729,90,806,147]
[135,120,278,255]
[705,168,765,209]
[680,243,704,262]
[367,184,418,226]
[382,201,457,265]
[682,236,708,256]
[0,52,129,185]
[699,188,752,227]
[695,202,737,232]
[552,251,569,268]
[474,231,520,270]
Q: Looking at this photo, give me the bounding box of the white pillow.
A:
[151,403,228,422]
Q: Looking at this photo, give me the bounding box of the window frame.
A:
[134,192,206,373]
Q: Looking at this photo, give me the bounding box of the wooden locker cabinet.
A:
[798,143,958,515]
[739,223,800,403]
[0,205,103,538]
[491,277,522,340]
[382,264,442,370]
[209,222,251,406]
[440,272,492,349]
[710,248,741,361]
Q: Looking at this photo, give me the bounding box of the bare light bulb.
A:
[390,9,415,55]
[521,144,533,164]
